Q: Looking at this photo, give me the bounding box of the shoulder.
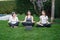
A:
[15,16,18,19]
[31,16,33,17]
[16,16,18,18]
[46,15,48,17]
[9,16,12,19]
[40,15,42,18]
[45,16,48,19]
[25,16,27,17]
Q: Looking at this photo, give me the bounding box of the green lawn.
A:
[0,14,60,40]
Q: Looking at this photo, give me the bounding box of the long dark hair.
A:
[41,10,46,16]
[27,10,32,16]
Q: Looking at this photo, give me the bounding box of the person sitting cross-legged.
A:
[21,10,35,30]
[8,12,19,28]
[36,10,51,27]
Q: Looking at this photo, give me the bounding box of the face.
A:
[42,11,46,15]
[12,13,16,17]
[27,11,31,15]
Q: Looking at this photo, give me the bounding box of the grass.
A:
[0,14,60,40]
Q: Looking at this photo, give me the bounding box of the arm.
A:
[8,17,11,23]
[20,16,27,22]
[31,16,35,23]
[37,16,41,25]
[16,17,19,22]
[39,16,42,23]
[46,16,50,24]
[24,16,27,22]
[46,16,48,21]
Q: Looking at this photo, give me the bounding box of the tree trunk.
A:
[51,0,55,23]
[32,2,38,14]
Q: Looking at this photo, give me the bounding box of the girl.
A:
[22,10,35,30]
[8,12,19,28]
[36,10,51,27]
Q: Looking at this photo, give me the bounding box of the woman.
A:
[36,10,51,27]
[8,12,19,28]
[22,10,35,30]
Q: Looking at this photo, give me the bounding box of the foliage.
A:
[0,0,60,18]
[55,0,60,18]
[0,1,16,14]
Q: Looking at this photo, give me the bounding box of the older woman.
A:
[8,12,19,28]
[22,10,35,30]
[36,10,51,27]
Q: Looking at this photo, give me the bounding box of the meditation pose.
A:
[22,10,35,30]
[8,12,19,28]
[36,10,51,27]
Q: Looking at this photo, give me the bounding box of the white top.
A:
[8,16,19,24]
[40,15,48,24]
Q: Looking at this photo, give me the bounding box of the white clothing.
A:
[40,15,48,24]
[8,16,19,24]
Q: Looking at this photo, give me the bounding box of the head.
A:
[27,10,31,16]
[12,12,16,17]
[41,10,46,15]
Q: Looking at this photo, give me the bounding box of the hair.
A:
[27,10,31,16]
[12,12,16,16]
[41,10,46,15]
[42,10,45,13]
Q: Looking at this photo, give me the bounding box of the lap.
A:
[9,22,19,26]
[22,22,34,26]
[36,23,51,27]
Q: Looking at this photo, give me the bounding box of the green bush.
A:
[0,1,16,14]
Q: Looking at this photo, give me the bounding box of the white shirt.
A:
[40,15,48,24]
[8,16,19,24]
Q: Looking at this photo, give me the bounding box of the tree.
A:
[30,0,38,14]
[51,0,55,23]
[30,0,47,15]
